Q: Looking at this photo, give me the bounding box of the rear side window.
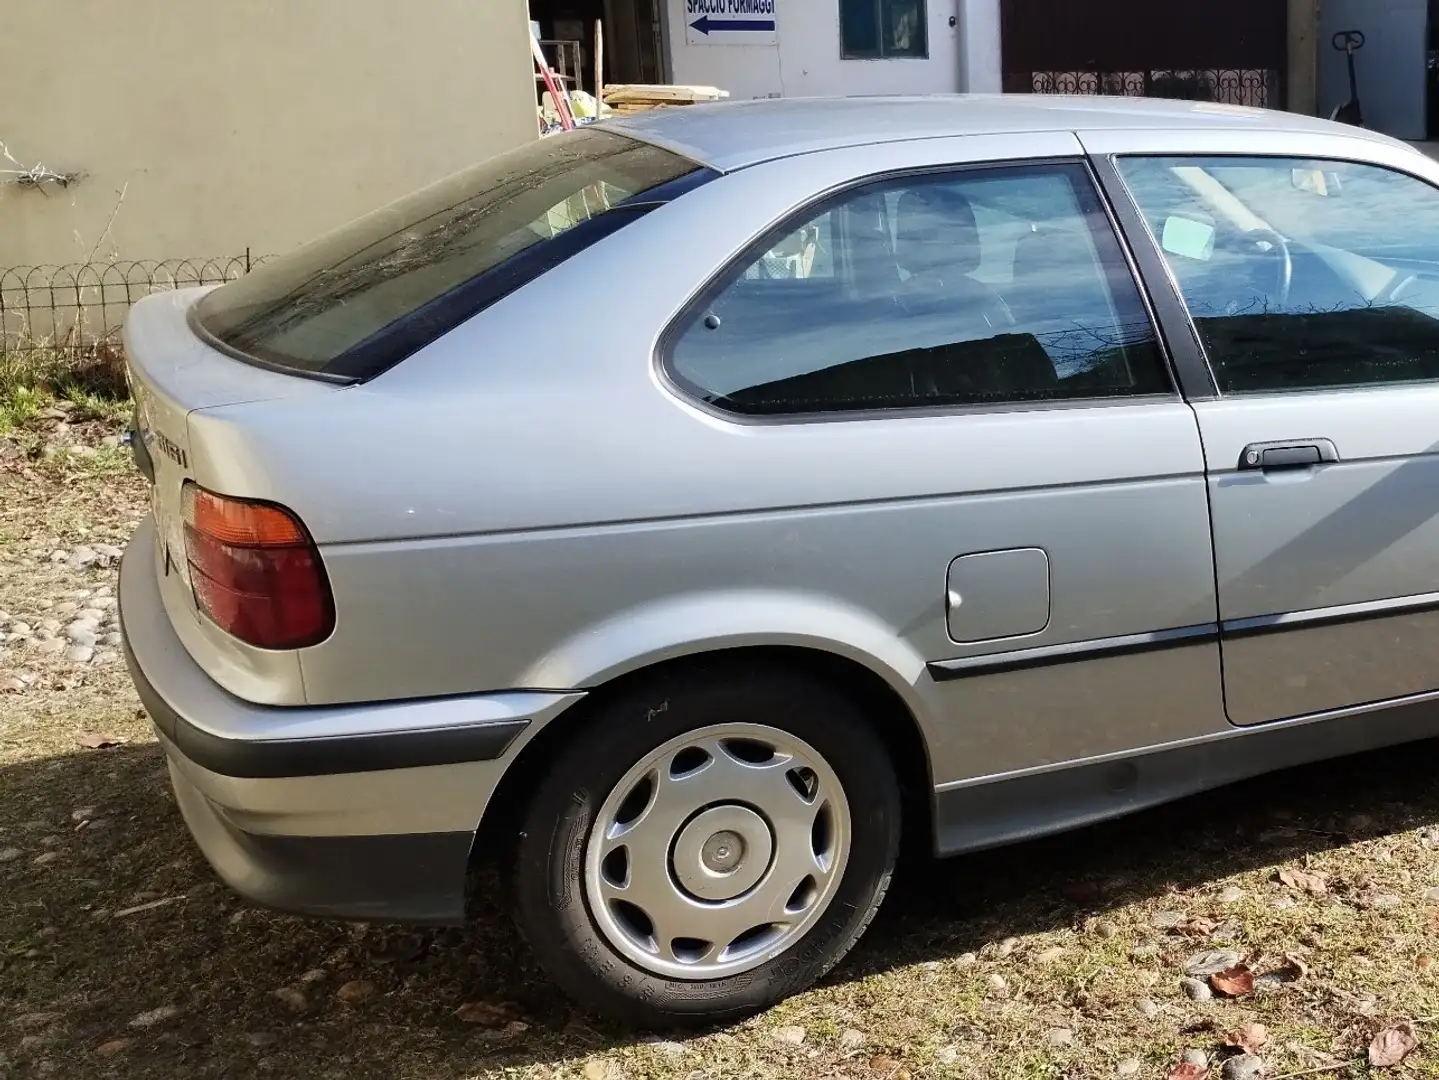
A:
[192,129,709,381]
[665,163,1172,417]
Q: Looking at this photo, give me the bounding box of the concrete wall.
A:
[0,0,537,266]
[665,0,1003,100]
[1318,0,1427,139]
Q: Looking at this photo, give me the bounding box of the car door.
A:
[659,140,1226,812]
[1087,128,1439,726]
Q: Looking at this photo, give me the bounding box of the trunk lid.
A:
[124,287,337,614]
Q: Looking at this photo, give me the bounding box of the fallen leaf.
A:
[1178,916,1219,936]
[1265,953,1310,984]
[1277,867,1327,895]
[870,1055,911,1079]
[1165,1065,1208,1080]
[1418,954,1435,973]
[335,979,377,1005]
[455,1000,523,1027]
[95,1038,132,1056]
[113,897,176,918]
[1210,963,1256,997]
[1368,1023,1419,1067]
[76,732,127,750]
[1224,1022,1269,1054]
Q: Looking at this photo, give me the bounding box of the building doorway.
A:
[529,0,668,105]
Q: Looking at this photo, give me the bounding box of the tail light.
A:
[181,483,334,650]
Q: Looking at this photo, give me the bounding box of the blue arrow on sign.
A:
[689,15,776,34]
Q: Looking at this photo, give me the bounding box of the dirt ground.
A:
[4,413,1439,1080]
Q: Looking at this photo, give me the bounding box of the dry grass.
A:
[4,421,1439,1079]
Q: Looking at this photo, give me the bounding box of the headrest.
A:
[893,186,982,277]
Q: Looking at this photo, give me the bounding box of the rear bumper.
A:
[119,517,584,924]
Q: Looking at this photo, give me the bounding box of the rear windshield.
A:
[191,129,708,381]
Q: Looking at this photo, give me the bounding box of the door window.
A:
[1116,155,1439,394]
[666,163,1172,417]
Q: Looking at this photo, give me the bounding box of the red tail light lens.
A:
[181,484,334,650]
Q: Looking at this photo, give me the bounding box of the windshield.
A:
[192,128,707,381]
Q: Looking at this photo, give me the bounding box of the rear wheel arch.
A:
[467,644,935,891]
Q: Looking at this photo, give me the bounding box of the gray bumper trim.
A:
[168,758,472,924]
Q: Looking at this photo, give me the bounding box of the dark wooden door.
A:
[1001,0,1288,109]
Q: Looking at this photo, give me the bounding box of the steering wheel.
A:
[1216,227,1293,311]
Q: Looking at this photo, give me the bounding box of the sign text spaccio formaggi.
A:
[685,0,778,46]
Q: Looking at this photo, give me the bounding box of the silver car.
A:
[119,95,1439,1027]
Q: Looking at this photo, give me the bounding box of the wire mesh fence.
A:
[0,254,268,358]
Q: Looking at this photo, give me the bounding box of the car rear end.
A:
[118,128,714,923]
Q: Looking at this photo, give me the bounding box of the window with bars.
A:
[840,0,928,59]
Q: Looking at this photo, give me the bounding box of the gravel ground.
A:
[5,410,1439,1079]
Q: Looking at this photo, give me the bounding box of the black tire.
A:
[512,663,902,1029]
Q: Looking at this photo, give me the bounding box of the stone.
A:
[986,973,1009,993]
[49,550,69,564]
[248,1031,279,1048]
[70,548,99,570]
[1182,1049,1209,1067]
[1152,911,1184,930]
[954,952,978,967]
[273,987,309,1012]
[0,847,21,863]
[1219,886,1245,903]
[94,544,124,561]
[298,969,327,984]
[65,626,96,646]
[1185,949,1244,977]
[32,852,60,866]
[996,937,1020,956]
[10,621,31,636]
[1094,919,1120,939]
[1181,977,1213,1001]
[1210,919,1243,942]
[1036,946,1066,964]
[53,603,78,617]
[839,1029,866,1052]
[102,632,123,647]
[64,646,94,664]
[1271,895,1297,911]
[76,608,105,623]
[1116,1059,1141,1077]
[335,980,377,1005]
[1136,998,1161,1019]
[94,650,118,665]
[649,1040,686,1057]
[1221,1053,1267,1080]
[1046,1028,1075,1047]
[127,1005,179,1029]
[1132,941,1162,958]
[1423,886,1439,903]
[771,1025,806,1046]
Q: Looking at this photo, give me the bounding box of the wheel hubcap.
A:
[584,723,851,980]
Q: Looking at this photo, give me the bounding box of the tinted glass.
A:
[841,0,927,58]
[194,129,702,380]
[667,163,1171,416]
[1117,155,1439,394]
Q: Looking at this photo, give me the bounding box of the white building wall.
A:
[665,0,1003,101]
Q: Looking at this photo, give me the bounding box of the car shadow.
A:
[4,734,1438,1079]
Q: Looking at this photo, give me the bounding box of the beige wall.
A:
[1288,0,1320,116]
[0,0,536,266]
